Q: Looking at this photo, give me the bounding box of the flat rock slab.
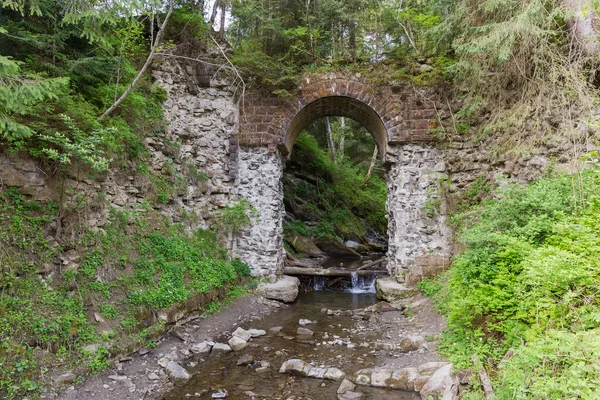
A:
[257,275,300,303]
[375,277,418,302]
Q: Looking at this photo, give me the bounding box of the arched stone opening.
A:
[233,74,454,283]
[281,96,388,162]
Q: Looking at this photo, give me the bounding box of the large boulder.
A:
[165,361,190,385]
[375,277,418,302]
[315,238,361,258]
[420,364,458,400]
[287,235,324,257]
[257,275,300,303]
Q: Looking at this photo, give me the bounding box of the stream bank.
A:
[54,272,452,400]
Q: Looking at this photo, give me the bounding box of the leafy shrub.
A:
[429,168,600,395]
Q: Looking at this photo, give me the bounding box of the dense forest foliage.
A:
[2,0,600,398]
[283,118,387,254]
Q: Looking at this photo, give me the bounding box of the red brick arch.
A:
[239,73,439,161]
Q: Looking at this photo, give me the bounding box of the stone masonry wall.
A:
[386,143,453,282]
[233,148,285,276]
[151,59,238,228]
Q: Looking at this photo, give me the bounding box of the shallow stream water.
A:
[162,258,418,400]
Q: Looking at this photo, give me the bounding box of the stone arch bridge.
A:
[231,72,453,283]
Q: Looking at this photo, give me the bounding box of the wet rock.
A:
[279,359,313,376]
[398,335,425,352]
[418,362,450,376]
[324,367,346,381]
[420,364,458,400]
[232,327,252,341]
[375,277,418,302]
[337,379,356,394]
[256,275,300,303]
[260,360,271,368]
[237,354,255,366]
[165,361,191,385]
[269,326,283,333]
[299,319,315,326]
[191,341,212,355]
[212,343,232,353]
[388,368,420,391]
[297,327,314,336]
[248,329,266,337]
[228,336,248,352]
[353,369,372,385]
[212,389,228,398]
[255,367,269,374]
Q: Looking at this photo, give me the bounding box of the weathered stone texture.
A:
[386,143,453,280]
[152,59,238,229]
[233,148,285,275]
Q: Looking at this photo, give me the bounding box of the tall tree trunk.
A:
[365,146,378,181]
[563,0,600,58]
[338,117,346,160]
[219,1,226,39]
[349,22,357,61]
[209,0,219,26]
[326,117,337,164]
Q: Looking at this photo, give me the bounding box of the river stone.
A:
[279,359,313,376]
[418,362,450,376]
[248,329,266,337]
[375,277,418,302]
[307,367,327,379]
[339,392,363,399]
[297,327,314,336]
[212,343,232,353]
[419,364,458,400]
[371,369,392,387]
[232,327,252,341]
[256,275,300,303]
[353,369,372,385]
[299,319,315,326]
[324,367,346,381]
[398,336,425,353]
[389,367,420,391]
[228,336,248,352]
[165,361,190,385]
[337,379,356,394]
[236,354,255,366]
[191,341,212,355]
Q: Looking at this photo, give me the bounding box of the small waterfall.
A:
[347,272,377,294]
[350,271,359,288]
[314,276,325,291]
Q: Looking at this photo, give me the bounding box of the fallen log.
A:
[357,258,385,271]
[283,267,383,277]
[472,355,495,399]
